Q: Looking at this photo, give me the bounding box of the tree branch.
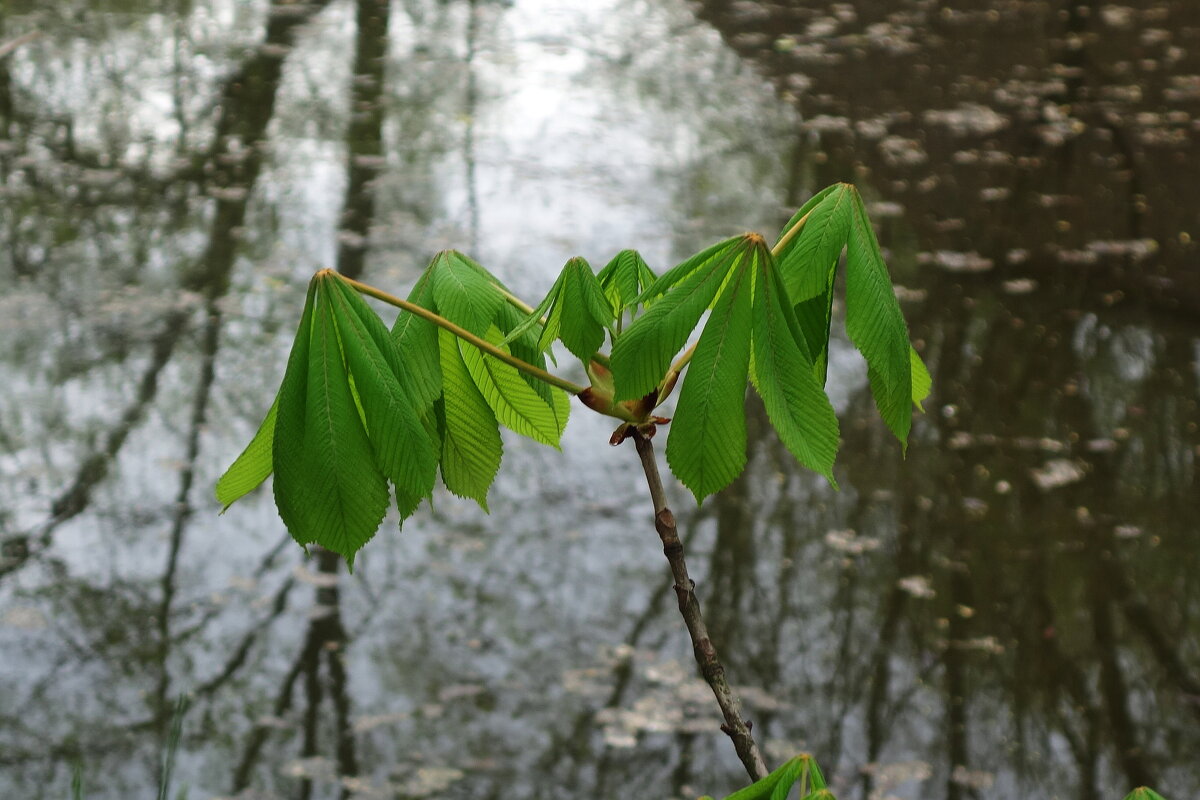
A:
[630,430,768,782]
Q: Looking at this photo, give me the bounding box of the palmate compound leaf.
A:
[1123,789,1169,800]
[272,272,391,567]
[503,257,613,362]
[610,235,746,402]
[219,270,447,565]
[773,183,931,444]
[700,755,830,800]
[597,249,657,325]
[665,245,754,503]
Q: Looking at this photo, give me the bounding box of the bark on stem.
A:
[631,431,769,782]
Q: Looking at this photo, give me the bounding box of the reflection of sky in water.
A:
[1,0,1199,798]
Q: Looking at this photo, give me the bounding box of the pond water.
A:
[1,1,1197,798]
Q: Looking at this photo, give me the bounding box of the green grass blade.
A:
[610,236,744,401]
[330,280,438,504]
[845,187,914,449]
[215,397,277,510]
[597,249,655,315]
[461,327,566,447]
[665,257,753,502]
[752,251,840,485]
[438,329,502,510]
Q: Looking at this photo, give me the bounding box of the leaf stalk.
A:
[335,272,587,396]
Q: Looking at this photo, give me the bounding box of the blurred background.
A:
[0,0,1197,798]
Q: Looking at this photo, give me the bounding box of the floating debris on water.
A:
[920,250,994,273]
[1115,524,1144,539]
[1002,278,1037,294]
[897,575,936,599]
[1030,459,1086,490]
[923,104,1009,136]
[879,135,928,166]
[951,766,997,790]
[1085,238,1159,260]
[824,528,882,555]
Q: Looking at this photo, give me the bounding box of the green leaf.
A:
[461,326,567,447]
[610,235,745,402]
[503,269,564,353]
[215,398,277,510]
[775,183,852,303]
[845,186,914,449]
[495,301,566,429]
[272,281,316,543]
[504,257,613,363]
[330,279,439,504]
[390,270,442,413]
[790,263,836,385]
[806,757,827,791]
[274,273,390,566]
[597,249,656,319]
[710,757,808,800]
[429,250,505,336]
[1123,789,1169,800]
[768,757,807,800]
[665,252,754,502]
[438,328,503,509]
[751,249,840,485]
[558,257,613,361]
[910,345,931,411]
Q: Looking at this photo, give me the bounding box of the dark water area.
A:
[0,1,1196,799]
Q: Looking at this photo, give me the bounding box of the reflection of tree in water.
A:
[685,1,1200,797]
[1,0,1196,797]
[0,0,495,795]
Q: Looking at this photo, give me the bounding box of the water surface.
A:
[1,1,1197,798]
